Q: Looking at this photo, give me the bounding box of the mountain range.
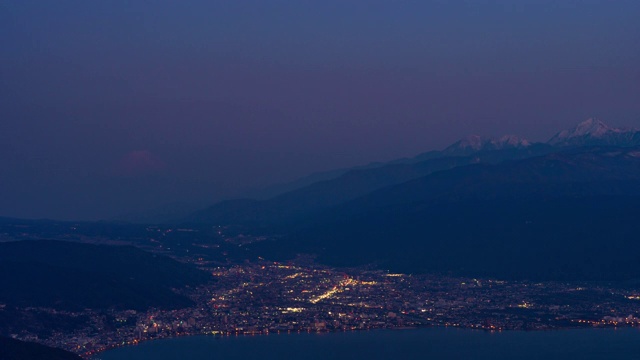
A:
[393,118,640,163]
[274,146,640,278]
[190,119,640,227]
[187,119,640,281]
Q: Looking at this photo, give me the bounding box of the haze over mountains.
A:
[189,119,640,281]
[191,119,640,226]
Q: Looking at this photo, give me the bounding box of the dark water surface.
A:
[95,328,640,360]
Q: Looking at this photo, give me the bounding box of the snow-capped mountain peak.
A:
[456,135,484,150]
[494,134,531,147]
[443,134,531,155]
[548,118,639,146]
[551,118,611,142]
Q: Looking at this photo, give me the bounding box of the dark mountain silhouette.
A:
[265,146,640,280]
[240,162,391,200]
[188,120,640,280]
[0,337,81,360]
[190,144,553,226]
[0,240,212,311]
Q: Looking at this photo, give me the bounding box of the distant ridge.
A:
[235,118,639,202]
[189,119,640,229]
[186,119,640,281]
[189,145,552,227]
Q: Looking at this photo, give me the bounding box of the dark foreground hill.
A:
[0,240,211,310]
[0,337,81,360]
[255,147,640,281]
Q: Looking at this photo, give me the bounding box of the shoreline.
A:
[85,322,639,359]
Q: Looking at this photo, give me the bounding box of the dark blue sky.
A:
[1,1,639,220]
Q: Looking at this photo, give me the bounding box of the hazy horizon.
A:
[2,1,639,220]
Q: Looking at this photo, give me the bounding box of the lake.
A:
[94,327,640,360]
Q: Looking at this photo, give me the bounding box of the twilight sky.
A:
[1,0,639,220]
